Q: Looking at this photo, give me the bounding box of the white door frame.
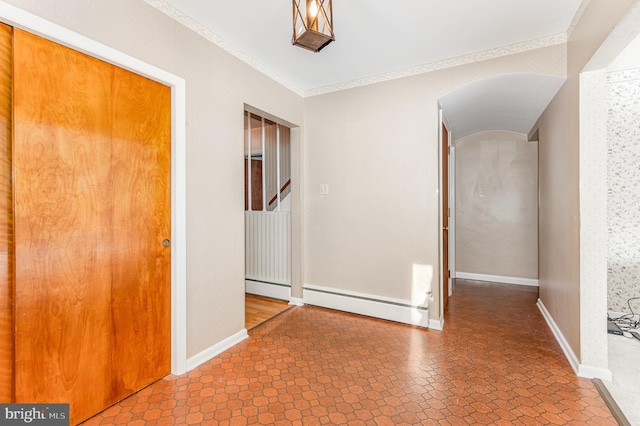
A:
[0,1,188,375]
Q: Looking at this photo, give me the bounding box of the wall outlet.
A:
[320,184,329,195]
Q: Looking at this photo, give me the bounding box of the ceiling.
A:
[439,74,566,140]
[152,0,583,138]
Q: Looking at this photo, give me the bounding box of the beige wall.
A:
[455,131,538,280]
[1,0,305,358]
[10,0,635,363]
[303,45,566,321]
[536,0,635,361]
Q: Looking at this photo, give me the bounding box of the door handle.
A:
[162,239,171,248]
[443,227,449,232]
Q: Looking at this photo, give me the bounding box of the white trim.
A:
[429,318,444,331]
[537,299,580,373]
[260,117,266,211]
[144,0,568,98]
[186,330,249,371]
[246,280,291,301]
[456,272,539,287]
[303,284,430,328]
[288,297,304,306]
[304,284,424,306]
[276,124,281,211]
[144,0,303,96]
[244,210,293,216]
[0,1,189,375]
[172,80,188,375]
[304,34,568,97]
[537,299,612,380]
[577,365,613,381]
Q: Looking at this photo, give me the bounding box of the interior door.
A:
[12,29,171,424]
[442,122,450,309]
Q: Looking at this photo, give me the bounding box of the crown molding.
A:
[144,0,567,98]
[143,0,305,96]
[304,33,568,97]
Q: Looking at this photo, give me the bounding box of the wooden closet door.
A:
[0,22,13,403]
[12,29,171,424]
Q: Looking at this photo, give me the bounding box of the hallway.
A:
[81,280,616,425]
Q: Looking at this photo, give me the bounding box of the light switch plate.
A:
[320,184,329,195]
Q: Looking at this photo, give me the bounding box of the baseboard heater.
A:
[303,285,430,328]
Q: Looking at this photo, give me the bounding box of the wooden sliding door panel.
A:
[109,65,171,390]
[12,29,171,424]
[0,22,13,403]
[13,29,116,421]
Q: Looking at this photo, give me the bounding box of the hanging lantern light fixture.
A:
[292,0,335,52]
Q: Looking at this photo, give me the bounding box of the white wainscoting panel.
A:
[245,212,291,285]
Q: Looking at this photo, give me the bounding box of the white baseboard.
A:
[186,329,248,371]
[456,272,539,287]
[303,284,430,328]
[429,318,444,330]
[577,364,612,380]
[537,299,580,373]
[246,280,291,301]
[289,297,304,306]
[537,299,612,380]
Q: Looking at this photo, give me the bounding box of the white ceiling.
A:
[152,0,582,138]
[159,0,582,94]
[440,74,566,140]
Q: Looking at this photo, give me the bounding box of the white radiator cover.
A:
[245,212,291,285]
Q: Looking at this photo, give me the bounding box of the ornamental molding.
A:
[304,33,567,97]
[143,0,304,96]
[145,0,567,98]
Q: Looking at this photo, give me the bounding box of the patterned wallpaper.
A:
[608,68,640,312]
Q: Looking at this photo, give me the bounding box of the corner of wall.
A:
[537,298,612,380]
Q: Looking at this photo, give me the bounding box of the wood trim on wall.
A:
[0,21,12,403]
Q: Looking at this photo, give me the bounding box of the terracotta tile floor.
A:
[81,280,616,425]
